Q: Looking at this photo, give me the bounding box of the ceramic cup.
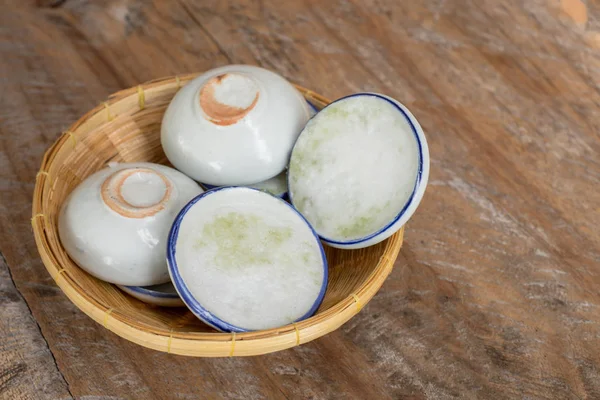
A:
[194,99,318,198]
[167,187,328,332]
[288,93,430,249]
[118,282,184,307]
[161,65,311,186]
[200,170,288,199]
[58,162,203,286]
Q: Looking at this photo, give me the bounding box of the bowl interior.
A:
[33,76,398,344]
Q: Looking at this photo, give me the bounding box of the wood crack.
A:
[177,0,234,64]
[0,251,75,400]
[37,0,67,8]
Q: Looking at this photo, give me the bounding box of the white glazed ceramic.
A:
[118,282,184,307]
[167,187,328,332]
[161,65,311,186]
[58,162,203,286]
[197,97,319,197]
[201,170,288,198]
[288,93,430,250]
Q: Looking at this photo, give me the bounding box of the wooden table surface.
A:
[2,0,600,399]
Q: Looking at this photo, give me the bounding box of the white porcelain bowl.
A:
[288,93,429,249]
[200,170,288,198]
[198,99,318,198]
[167,187,327,332]
[118,282,184,307]
[58,162,203,286]
[161,65,311,186]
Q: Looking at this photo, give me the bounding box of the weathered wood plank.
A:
[0,254,72,400]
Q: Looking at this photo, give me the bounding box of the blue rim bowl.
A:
[288,92,430,250]
[166,186,329,332]
[118,283,185,307]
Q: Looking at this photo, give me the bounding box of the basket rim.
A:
[31,73,404,356]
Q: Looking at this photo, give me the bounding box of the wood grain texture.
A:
[0,255,72,400]
[1,0,599,398]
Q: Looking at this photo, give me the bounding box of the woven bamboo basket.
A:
[31,73,404,357]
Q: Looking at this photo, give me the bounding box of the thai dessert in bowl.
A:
[288,93,429,249]
[167,187,327,332]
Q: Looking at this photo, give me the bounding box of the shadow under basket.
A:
[31,74,404,357]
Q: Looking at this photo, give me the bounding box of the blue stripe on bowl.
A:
[167,186,328,333]
[123,285,180,299]
[306,100,319,114]
[200,183,218,190]
[288,92,426,246]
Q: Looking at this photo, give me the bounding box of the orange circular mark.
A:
[199,73,260,126]
[101,168,172,218]
[560,0,587,27]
